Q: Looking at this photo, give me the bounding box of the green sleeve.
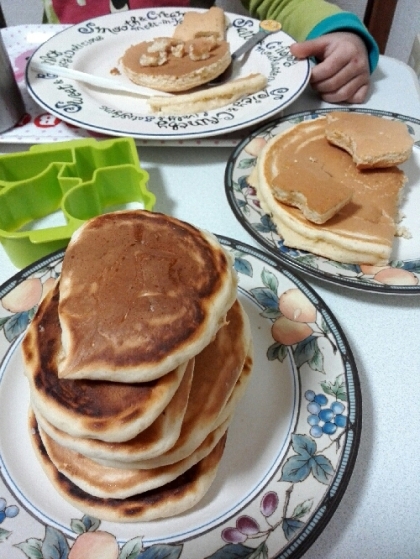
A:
[308,12,379,72]
[240,0,379,72]
[241,0,342,42]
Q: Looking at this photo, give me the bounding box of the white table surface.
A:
[1,55,420,558]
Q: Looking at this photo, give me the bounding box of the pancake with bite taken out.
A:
[325,111,414,169]
[255,117,407,265]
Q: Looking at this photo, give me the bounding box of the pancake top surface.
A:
[270,162,353,224]
[325,111,414,168]
[57,211,237,381]
[121,38,229,78]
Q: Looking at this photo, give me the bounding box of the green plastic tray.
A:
[0,138,155,268]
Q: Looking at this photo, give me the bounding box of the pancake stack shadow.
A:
[22,210,253,522]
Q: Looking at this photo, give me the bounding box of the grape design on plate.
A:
[305,390,347,437]
[0,498,18,524]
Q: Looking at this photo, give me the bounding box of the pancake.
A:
[147,73,268,116]
[104,336,253,470]
[93,301,252,469]
[30,410,228,522]
[23,284,190,443]
[265,158,353,224]
[120,37,231,93]
[36,334,252,469]
[57,210,238,382]
[172,7,228,43]
[256,117,407,265]
[121,7,230,93]
[35,409,230,500]
[325,111,414,168]
[32,358,193,461]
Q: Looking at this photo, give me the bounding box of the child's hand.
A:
[290,31,371,104]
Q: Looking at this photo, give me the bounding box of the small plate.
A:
[225,108,420,293]
[25,9,310,141]
[0,237,360,558]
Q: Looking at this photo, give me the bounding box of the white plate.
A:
[225,108,420,294]
[25,9,310,140]
[0,237,359,558]
[0,24,266,147]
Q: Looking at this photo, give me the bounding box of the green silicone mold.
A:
[0,138,155,268]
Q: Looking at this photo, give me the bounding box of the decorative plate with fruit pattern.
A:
[0,237,360,559]
[225,108,420,293]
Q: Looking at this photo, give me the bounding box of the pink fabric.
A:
[51,0,190,24]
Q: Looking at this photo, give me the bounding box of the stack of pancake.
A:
[252,112,414,266]
[23,210,253,522]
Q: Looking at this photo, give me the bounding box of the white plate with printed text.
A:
[25,9,310,140]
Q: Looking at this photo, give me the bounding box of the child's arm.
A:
[242,0,379,103]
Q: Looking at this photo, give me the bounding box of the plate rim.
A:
[25,8,311,141]
[224,107,420,295]
[0,235,361,558]
[218,236,362,558]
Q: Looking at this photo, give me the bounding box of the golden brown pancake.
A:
[266,160,353,224]
[31,358,193,461]
[34,333,251,468]
[103,333,253,470]
[57,210,238,382]
[120,38,231,93]
[23,209,253,523]
[120,7,230,93]
[256,118,407,265]
[172,7,227,42]
[23,284,190,443]
[36,409,230,499]
[325,111,414,168]
[29,411,228,522]
[147,73,268,116]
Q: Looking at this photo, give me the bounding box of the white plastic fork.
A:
[29,61,173,98]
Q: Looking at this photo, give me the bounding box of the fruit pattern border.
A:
[225,108,420,294]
